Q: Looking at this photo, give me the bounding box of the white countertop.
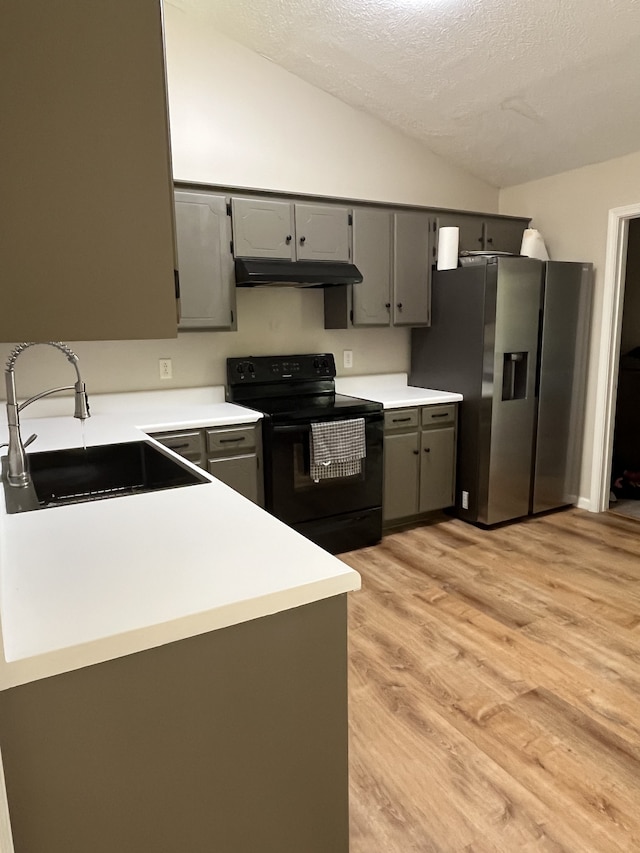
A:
[0,387,360,689]
[336,373,463,408]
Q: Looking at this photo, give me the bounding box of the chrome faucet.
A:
[4,342,90,487]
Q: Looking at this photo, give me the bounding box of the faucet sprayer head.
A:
[74,381,90,420]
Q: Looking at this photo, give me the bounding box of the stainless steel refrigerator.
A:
[410,256,592,525]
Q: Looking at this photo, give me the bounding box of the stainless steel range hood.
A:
[234,258,363,288]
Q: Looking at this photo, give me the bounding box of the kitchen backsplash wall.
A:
[0,289,409,399]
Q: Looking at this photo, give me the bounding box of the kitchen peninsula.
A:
[0,388,359,853]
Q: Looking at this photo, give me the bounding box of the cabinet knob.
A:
[285,235,292,244]
[385,302,391,309]
[413,450,419,455]
[397,302,403,310]
[487,237,493,245]
[424,447,431,453]
[300,236,306,244]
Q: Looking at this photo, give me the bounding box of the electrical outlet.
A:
[343,350,353,369]
[461,490,469,510]
[159,358,172,380]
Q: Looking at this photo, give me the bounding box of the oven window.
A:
[292,439,365,491]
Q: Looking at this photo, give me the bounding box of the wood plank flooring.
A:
[339,508,640,853]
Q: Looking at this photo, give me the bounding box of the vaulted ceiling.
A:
[170,0,640,188]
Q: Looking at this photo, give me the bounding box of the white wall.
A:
[0,5,498,400]
[500,149,640,503]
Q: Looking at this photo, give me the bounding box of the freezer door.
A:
[532,262,592,513]
[482,258,543,524]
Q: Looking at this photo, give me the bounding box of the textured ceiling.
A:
[170,0,640,187]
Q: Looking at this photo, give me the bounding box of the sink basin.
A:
[2,440,209,514]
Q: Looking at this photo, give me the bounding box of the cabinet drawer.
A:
[206,425,257,454]
[421,404,456,427]
[384,409,419,430]
[152,430,204,458]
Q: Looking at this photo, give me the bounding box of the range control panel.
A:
[227,353,336,385]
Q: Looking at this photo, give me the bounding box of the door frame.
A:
[590,202,640,512]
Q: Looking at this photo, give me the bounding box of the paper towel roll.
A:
[437,226,459,270]
[520,228,550,261]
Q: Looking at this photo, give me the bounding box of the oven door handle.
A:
[271,423,310,434]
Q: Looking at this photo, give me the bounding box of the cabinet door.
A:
[1,0,177,341]
[393,212,431,326]
[419,427,455,513]
[351,208,392,326]
[294,204,351,262]
[483,217,528,254]
[231,198,295,259]
[383,431,419,521]
[175,192,236,330]
[436,213,485,254]
[208,455,259,504]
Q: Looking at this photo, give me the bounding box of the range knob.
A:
[247,363,255,374]
[236,362,245,374]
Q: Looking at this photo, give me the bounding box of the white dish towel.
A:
[310,418,366,482]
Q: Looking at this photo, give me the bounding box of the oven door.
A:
[264,412,383,527]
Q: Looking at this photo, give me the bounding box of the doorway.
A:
[609,218,640,517]
[591,203,640,514]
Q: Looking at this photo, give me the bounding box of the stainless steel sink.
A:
[2,440,209,514]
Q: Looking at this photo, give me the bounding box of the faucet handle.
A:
[1,434,37,452]
[23,433,37,449]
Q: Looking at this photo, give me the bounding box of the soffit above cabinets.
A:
[168,0,640,188]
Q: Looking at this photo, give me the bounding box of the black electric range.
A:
[226,354,383,553]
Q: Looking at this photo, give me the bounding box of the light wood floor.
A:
[340,508,640,853]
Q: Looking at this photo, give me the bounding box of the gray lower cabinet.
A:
[419,423,456,513]
[0,596,349,853]
[384,429,420,521]
[174,190,237,330]
[150,429,205,468]
[435,212,529,257]
[150,423,263,505]
[231,197,351,262]
[206,424,262,505]
[383,404,457,524]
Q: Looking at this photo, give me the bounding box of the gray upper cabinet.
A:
[294,204,351,262]
[436,213,485,253]
[231,198,295,260]
[393,212,432,326]
[435,212,529,259]
[324,207,432,329]
[351,208,393,326]
[1,0,178,342]
[483,218,528,254]
[231,197,351,262]
[175,191,236,331]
